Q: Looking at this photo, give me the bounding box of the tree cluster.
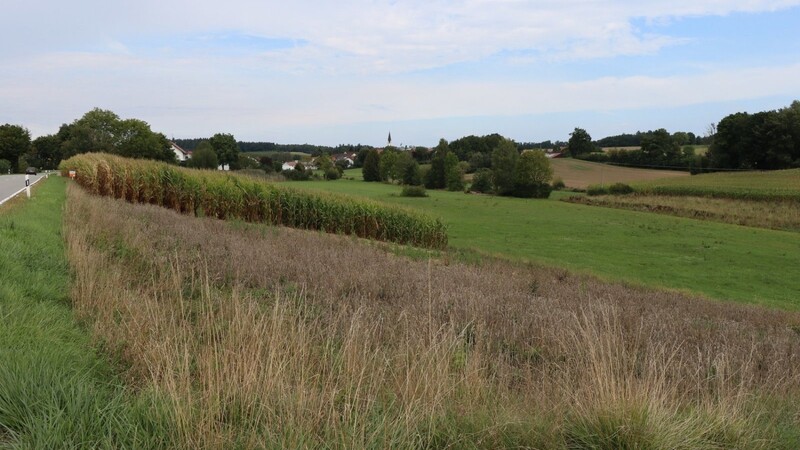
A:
[0,124,31,173]
[708,101,800,170]
[488,138,553,198]
[575,128,710,173]
[58,109,176,163]
[363,148,425,186]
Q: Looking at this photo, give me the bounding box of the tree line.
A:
[361,137,554,198]
[0,108,243,173]
[708,100,800,170]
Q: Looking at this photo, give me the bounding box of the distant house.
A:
[170,142,191,162]
[282,161,300,171]
[332,152,357,168]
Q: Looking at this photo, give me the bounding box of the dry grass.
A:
[568,194,800,232]
[64,183,800,448]
[549,159,689,189]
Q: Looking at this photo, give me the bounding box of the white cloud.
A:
[1,0,799,141]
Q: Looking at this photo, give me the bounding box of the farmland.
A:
[568,194,800,232]
[295,177,800,309]
[548,158,688,189]
[631,167,800,201]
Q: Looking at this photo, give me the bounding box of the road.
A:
[0,173,50,206]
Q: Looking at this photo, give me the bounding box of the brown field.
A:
[550,158,689,189]
[567,194,800,232]
[64,184,800,448]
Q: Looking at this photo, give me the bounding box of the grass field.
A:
[0,178,173,448]
[632,168,800,201]
[568,194,800,232]
[295,178,800,309]
[549,158,688,189]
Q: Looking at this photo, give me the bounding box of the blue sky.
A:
[1,1,799,146]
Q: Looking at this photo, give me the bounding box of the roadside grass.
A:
[567,194,800,232]
[0,178,173,449]
[633,168,800,201]
[292,178,800,309]
[65,183,800,448]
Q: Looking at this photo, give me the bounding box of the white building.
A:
[170,142,191,162]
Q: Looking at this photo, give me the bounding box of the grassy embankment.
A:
[298,175,800,309]
[571,168,800,231]
[0,178,174,448]
[64,182,800,448]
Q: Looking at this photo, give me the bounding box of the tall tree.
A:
[491,138,519,196]
[379,149,399,182]
[208,133,240,169]
[0,124,31,172]
[424,138,449,189]
[362,150,381,181]
[60,108,120,158]
[116,119,175,162]
[568,127,594,157]
[513,151,553,198]
[31,135,62,169]
[187,142,219,169]
[444,152,464,191]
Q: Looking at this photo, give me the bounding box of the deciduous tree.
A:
[362,150,381,181]
[491,138,518,196]
[187,142,218,169]
[568,127,594,157]
[0,124,31,172]
[513,150,553,198]
[209,133,240,169]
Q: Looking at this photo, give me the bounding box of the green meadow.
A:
[296,176,800,309]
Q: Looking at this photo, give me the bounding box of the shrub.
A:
[470,169,493,193]
[586,184,609,196]
[512,183,552,199]
[282,168,311,181]
[324,168,341,180]
[400,185,428,197]
[552,177,566,190]
[608,182,634,195]
[0,159,11,174]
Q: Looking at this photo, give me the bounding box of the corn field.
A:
[60,153,448,249]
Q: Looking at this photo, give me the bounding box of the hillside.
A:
[549,158,689,189]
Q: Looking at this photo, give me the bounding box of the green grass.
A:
[293,178,800,309]
[633,168,800,201]
[0,178,173,448]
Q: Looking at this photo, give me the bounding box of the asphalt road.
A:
[0,173,50,205]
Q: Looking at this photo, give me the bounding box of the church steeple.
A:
[387,132,392,146]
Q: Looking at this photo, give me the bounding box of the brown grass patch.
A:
[550,158,688,189]
[567,194,800,232]
[64,183,800,448]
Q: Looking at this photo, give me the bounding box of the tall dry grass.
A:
[64,184,800,448]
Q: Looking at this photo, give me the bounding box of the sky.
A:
[1,1,799,147]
